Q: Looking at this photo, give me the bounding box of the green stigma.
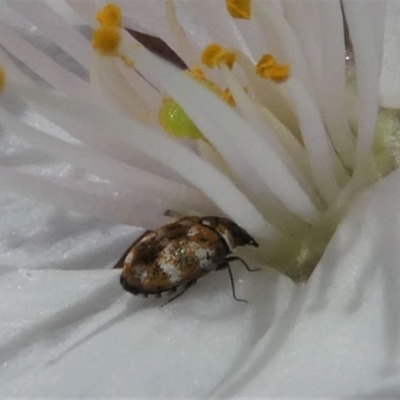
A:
[158,98,204,141]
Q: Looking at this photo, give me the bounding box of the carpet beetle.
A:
[118,216,259,305]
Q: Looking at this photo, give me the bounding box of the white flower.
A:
[0,0,400,397]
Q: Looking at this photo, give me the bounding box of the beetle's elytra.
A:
[118,216,259,304]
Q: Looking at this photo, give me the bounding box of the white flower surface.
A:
[0,0,400,397]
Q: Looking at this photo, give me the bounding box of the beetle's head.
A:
[200,217,259,251]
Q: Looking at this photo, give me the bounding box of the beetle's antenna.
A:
[113,249,129,269]
[225,256,261,272]
[163,209,184,219]
[164,209,202,220]
[227,264,247,303]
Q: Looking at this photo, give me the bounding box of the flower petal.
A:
[380,0,400,108]
[216,168,400,397]
[1,170,400,396]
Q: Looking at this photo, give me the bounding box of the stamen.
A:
[256,54,291,83]
[5,77,274,238]
[219,64,325,210]
[122,36,319,223]
[92,26,121,56]
[201,44,236,70]
[96,3,122,27]
[226,0,251,19]
[188,66,235,106]
[0,65,5,92]
[159,70,237,139]
[188,67,220,94]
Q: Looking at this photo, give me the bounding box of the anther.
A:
[96,3,122,27]
[226,0,252,19]
[201,44,236,70]
[0,66,5,93]
[92,26,122,56]
[256,54,291,83]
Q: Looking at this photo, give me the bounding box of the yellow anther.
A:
[96,3,122,27]
[256,54,291,83]
[92,26,121,56]
[222,89,236,106]
[226,0,251,19]
[223,51,237,70]
[190,66,206,82]
[202,44,225,68]
[269,64,291,83]
[0,66,5,93]
[201,44,236,69]
[257,54,275,72]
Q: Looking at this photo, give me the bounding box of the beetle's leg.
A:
[162,280,196,307]
[218,261,247,303]
[224,256,261,272]
[226,263,247,303]
[218,259,255,303]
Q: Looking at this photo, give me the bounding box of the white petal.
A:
[218,168,400,397]
[1,169,400,396]
[380,0,400,108]
[0,1,399,397]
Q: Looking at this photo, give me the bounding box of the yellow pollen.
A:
[256,54,291,82]
[190,66,206,82]
[222,88,236,106]
[223,51,237,70]
[226,0,251,19]
[201,44,236,69]
[269,64,291,83]
[96,3,122,27]
[257,54,275,70]
[187,68,235,107]
[119,54,134,68]
[92,26,121,56]
[0,66,5,93]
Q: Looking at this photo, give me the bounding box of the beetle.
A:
[118,216,259,305]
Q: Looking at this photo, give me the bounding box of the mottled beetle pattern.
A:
[118,216,259,304]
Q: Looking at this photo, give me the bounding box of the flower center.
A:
[87,1,389,281]
[0,0,395,284]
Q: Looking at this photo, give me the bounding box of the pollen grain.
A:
[256,54,291,83]
[222,89,236,107]
[201,44,236,69]
[0,66,5,93]
[226,0,251,19]
[96,3,122,27]
[92,26,121,56]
